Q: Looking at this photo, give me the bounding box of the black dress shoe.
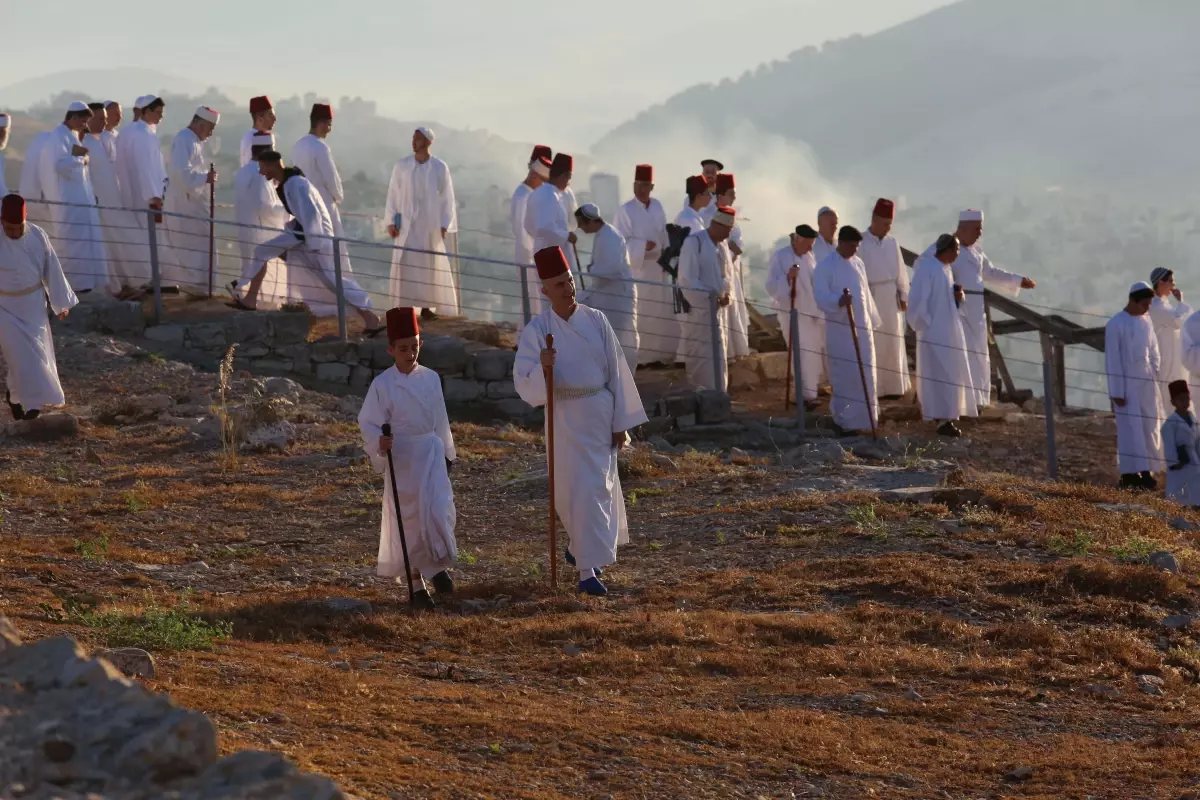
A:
[936,421,962,438]
[22,409,39,421]
[6,391,23,421]
[1139,471,1159,491]
[431,571,455,596]
[1119,473,1142,489]
[410,589,436,611]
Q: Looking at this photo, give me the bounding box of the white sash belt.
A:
[554,384,606,401]
[0,283,43,298]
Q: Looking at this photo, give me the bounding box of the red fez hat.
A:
[386,307,420,342]
[1,194,26,224]
[873,198,895,219]
[534,246,570,281]
[634,164,653,182]
[249,96,273,114]
[530,144,552,162]
[686,175,708,195]
[311,103,333,121]
[550,153,573,177]
[715,173,735,194]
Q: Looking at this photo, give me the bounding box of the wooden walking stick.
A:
[784,271,797,409]
[544,333,558,589]
[843,288,878,440]
[207,162,216,298]
[380,423,418,606]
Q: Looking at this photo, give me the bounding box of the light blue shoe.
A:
[578,577,608,597]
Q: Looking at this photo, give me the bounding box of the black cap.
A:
[794,224,817,239]
[700,158,724,170]
[935,233,959,254]
[258,150,283,163]
[837,225,863,243]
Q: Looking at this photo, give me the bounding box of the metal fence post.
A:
[147,209,163,325]
[1039,331,1059,480]
[333,236,347,342]
[519,265,532,325]
[790,306,805,432]
[709,291,725,391]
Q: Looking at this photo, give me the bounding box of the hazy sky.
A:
[5,0,953,147]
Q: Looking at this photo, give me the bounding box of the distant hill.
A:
[0,68,249,113]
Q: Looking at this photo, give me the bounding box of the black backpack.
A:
[656,223,693,314]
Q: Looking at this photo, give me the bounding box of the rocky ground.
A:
[2,331,1199,798]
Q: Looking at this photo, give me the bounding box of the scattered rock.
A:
[646,435,677,453]
[1004,766,1034,782]
[727,447,750,463]
[1136,674,1166,696]
[94,647,156,679]
[6,413,80,441]
[138,393,174,412]
[1163,614,1193,630]
[318,597,373,615]
[940,520,966,535]
[263,376,303,404]
[784,440,846,466]
[1149,551,1182,575]
[880,486,986,509]
[1085,683,1120,698]
[1172,516,1199,532]
[562,643,582,656]
[695,389,733,424]
[245,420,297,452]
[902,688,924,702]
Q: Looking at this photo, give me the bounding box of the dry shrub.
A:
[984,621,1066,654]
[1062,562,1186,603]
[747,614,841,647]
[1070,627,1161,670]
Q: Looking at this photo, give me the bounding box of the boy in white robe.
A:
[291,104,353,281]
[514,247,648,597]
[1162,379,1200,507]
[1149,267,1192,412]
[674,175,711,235]
[524,153,579,274]
[358,307,457,611]
[574,203,638,370]
[1106,281,1164,491]
[239,96,276,167]
[765,225,824,407]
[0,195,78,419]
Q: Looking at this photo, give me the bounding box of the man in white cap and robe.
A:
[714,173,750,359]
[385,126,458,319]
[83,102,129,283]
[766,224,824,407]
[813,206,839,265]
[291,103,353,280]
[858,198,911,398]
[514,246,648,597]
[511,145,552,325]
[677,205,735,390]
[614,164,671,366]
[524,152,579,279]
[162,106,219,293]
[114,96,168,292]
[0,114,9,196]
[574,202,638,370]
[1149,266,1191,411]
[952,209,1035,408]
[1106,281,1164,491]
[232,132,288,308]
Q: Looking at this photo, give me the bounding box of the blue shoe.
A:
[565,549,601,576]
[578,577,608,597]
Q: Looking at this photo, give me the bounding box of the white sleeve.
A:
[895,241,910,300]
[52,135,86,182]
[513,319,548,408]
[357,379,390,475]
[172,136,208,194]
[383,162,401,225]
[39,228,79,315]
[1105,321,1125,400]
[906,264,933,333]
[439,162,457,232]
[431,376,456,461]
[812,261,843,315]
[318,143,344,205]
[980,253,1025,294]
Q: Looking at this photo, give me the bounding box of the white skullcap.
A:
[959,208,984,222]
[66,101,90,113]
[712,207,736,227]
[415,126,434,143]
[817,206,837,218]
[1150,267,1173,285]
[1129,281,1154,295]
[194,106,220,124]
[104,100,119,108]
[251,132,275,147]
[577,203,601,221]
[531,156,551,180]
[133,95,154,110]
[0,114,9,129]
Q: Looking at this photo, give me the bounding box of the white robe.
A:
[0,150,7,197]
[858,231,911,396]
[907,252,977,422]
[1150,294,1193,410]
[238,129,262,168]
[951,243,1025,408]
[1105,309,1164,474]
[723,225,751,359]
[232,161,289,309]
[251,173,373,316]
[814,251,881,431]
[812,236,837,267]
[1163,411,1200,505]
[384,155,459,313]
[766,244,824,401]
[20,131,51,202]
[1180,311,1200,405]
[510,181,542,324]
[679,193,716,226]
[83,131,130,286]
[561,186,580,271]
[115,120,167,287]
[581,222,638,371]
[0,223,78,409]
[291,134,353,277]
[524,183,579,273]
[676,230,731,391]
[161,127,213,292]
[358,365,457,579]
[514,304,648,573]
[614,197,673,365]
[39,124,114,294]
[674,205,706,236]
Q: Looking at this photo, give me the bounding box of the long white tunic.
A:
[1180,311,1200,405]
[723,225,751,360]
[766,244,824,401]
[291,134,352,277]
[814,251,881,431]
[907,252,976,422]
[561,186,580,270]
[358,365,457,578]
[1150,294,1193,410]
[674,206,706,236]
[19,131,51,202]
[614,197,672,365]
[82,131,130,285]
[858,231,911,396]
[384,155,459,313]
[510,182,542,324]
[0,223,78,409]
[524,183,579,272]
[39,124,114,294]
[1162,411,1200,505]
[252,173,373,316]
[677,230,731,390]
[0,151,7,197]
[812,236,837,267]
[161,127,212,292]
[238,129,259,168]
[232,161,289,308]
[1105,309,1164,474]
[581,222,638,371]
[514,305,648,572]
[951,243,1025,408]
[115,120,167,286]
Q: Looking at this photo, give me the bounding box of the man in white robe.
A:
[1106,281,1164,490]
[0,114,9,197]
[858,198,911,398]
[677,206,735,391]
[514,246,648,596]
[239,151,382,331]
[814,226,881,435]
[83,103,129,285]
[1162,379,1200,506]
[291,103,354,281]
[575,203,638,370]
[232,132,288,309]
[162,106,220,293]
[908,234,976,436]
[613,164,672,366]
[385,127,459,317]
[19,129,51,205]
[812,206,839,265]
[114,97,168,290]
[239,96,275,167]
[674,175,711,235]
[524,152,578,280]
[1181,310,1200,404]
[1149,266,1192,412]
[359,306,458,610]
[952,209,1036,408]
[713,173,750,359]
[0,195,78,419]
[766,224,824,406]
[679,158,722,227]
[39,101,114,294]
[511,145,552,325]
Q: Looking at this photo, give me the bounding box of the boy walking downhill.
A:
[358,307,458,609]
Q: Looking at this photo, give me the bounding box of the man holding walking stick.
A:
[767,224,824,409]
[515,247,648,596]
